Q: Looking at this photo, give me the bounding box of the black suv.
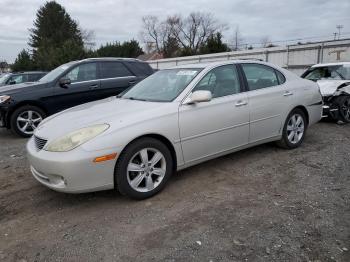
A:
[0,58,154,137]
[0,71,47,86]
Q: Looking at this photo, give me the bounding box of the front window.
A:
[63,63,97,83]
[0,73,10,84]
[122,68,202,102]
[303,65,350,81]
[39,62,75,83]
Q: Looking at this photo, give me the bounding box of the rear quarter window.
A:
[125,62,154,77]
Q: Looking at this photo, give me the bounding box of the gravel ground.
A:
[0,122,349,262]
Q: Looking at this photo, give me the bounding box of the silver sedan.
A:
[27,61,322,199]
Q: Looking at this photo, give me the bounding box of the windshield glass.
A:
[304,65,350,81]
[0,73,10,84]
[122,68,202,102]
[39,62,74,83]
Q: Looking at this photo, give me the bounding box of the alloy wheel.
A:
[127,148,167,193]
[286,113,305,144]
[341,97,350,121]
[16,110,43,135]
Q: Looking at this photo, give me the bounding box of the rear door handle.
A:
[235,101,248,107]
[283,91,293,96]
[89,84,98,89]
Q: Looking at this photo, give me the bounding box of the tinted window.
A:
[28,74,44,82]
[303,65,350,81]
[193,65,241,98]
[100,62,133,78]
[242,64,279,90]
[64,63,97,82]
[125,61,153,76]
[8,74,27,84]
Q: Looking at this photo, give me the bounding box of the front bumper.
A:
[27,137,120,193]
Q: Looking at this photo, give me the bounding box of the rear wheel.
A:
[337,96,350,123]
[277,108,307,149]
[115,137,174,199]
[10,105,45,137]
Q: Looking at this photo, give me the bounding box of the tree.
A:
[167,12,225,55]
[140,12,226,56]
[12,49,35,72]
[200,32,230,54]
[260,36,272,48]
[96,40,144,58]
[29,1,85,70]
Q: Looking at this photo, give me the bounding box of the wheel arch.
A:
[293,105,309,126]
[117,133,178,172]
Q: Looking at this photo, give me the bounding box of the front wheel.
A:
[10,105,46,137]
[277,108,307,149]
[115,138,174,199]
[337,96,350,123]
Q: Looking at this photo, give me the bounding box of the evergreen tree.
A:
[29,1,85,70]
[200,32,230,54]
[96,40,143,58]
[12,49,35,72]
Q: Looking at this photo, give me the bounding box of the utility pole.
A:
[333,32,338,40]
[336,25,343,40]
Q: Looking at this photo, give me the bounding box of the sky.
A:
[0,0,349,63]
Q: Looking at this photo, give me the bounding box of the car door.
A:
[51,62,100,112]
[179,64,250,164]
[240,63,288,143]
[98,61,137,99]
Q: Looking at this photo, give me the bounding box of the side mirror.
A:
[59,78,71,88]
[184,90,212,104]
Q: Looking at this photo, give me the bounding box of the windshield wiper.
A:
[124,97,148,101]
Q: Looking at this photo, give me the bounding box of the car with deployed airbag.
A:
[27,60,322,199]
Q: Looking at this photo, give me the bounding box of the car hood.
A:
[317,80,350,96]
[0,81,45,95]
[34,97,177,140]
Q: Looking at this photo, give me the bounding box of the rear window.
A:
[100,62,133,78]
[125,61,154,77]
[303,65,350,81]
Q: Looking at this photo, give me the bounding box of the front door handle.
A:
[129,80,137,86]
[283,91,293,96]
[235,101,248,107]
[90,84,98,89]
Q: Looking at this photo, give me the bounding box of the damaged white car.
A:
[302,62,350,123]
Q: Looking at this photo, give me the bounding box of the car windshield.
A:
[0,73,10,84]
[121,68,202,102]
[304,65,350,81]
[39,62,75,83]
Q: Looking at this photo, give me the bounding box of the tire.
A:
[10,105,46,138]
[336,96,350,123]
[277,108,307,149]
[115,137,174,200]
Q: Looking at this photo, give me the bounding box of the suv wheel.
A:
[10,105,45,137]
[277,108,307,149]
[115,137,173,199]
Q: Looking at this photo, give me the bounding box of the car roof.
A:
[311,62,350,67]
[81,57,144,63]
[11,71,47,74]
[170,59,271,70]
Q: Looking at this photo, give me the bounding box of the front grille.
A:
[34,136,47,151]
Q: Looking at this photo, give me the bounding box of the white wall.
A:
[147,39,350,75]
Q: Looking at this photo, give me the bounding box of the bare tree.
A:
[81,29,96,49]
[168,12,225,55]
[260,35,271,48]
[140,15,171,54]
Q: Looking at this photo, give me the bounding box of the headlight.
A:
[45,124,109,152]
[0,95,10,104]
